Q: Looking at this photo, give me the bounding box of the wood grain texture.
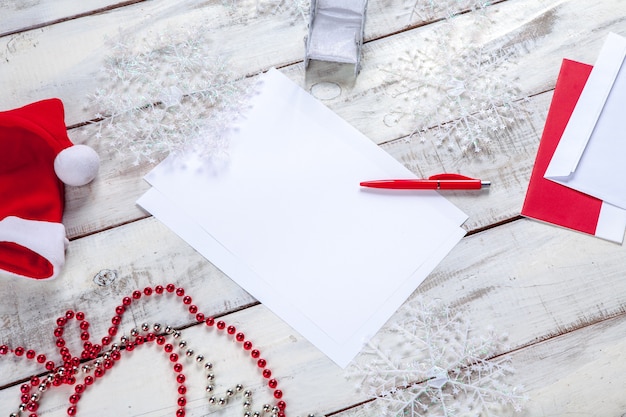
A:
[2,0,626,416]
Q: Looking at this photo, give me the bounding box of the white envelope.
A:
[545,33,626,211]
[138,68,467,367]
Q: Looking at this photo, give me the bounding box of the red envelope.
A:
[522,59,626,243]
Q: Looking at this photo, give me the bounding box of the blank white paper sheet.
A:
[137,68,467,367]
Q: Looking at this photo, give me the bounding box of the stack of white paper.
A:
[137,68,467,367]
[545,33,626,239]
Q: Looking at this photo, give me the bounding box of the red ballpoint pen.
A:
[360,173,490,190]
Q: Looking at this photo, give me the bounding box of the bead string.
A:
[0,284,287,417]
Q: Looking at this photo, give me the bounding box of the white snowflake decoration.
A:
[401,0,492,23]
[84,23,255,165]
[349,297,526,416]
[383,18,531,154]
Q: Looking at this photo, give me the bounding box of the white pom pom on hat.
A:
[54,144,100,186]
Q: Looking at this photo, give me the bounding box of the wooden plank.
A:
[0,0,146,37]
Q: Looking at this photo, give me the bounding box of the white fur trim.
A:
[0,216,66,280]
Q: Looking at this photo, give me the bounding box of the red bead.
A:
[243,341,252,350]
[145,333,155,342]
[251,349,260,358]
[122,297,132,306]
[176,288,185,297]
[205,317,215,326]
[155,285,164,294]
[156,336,166,345]
[76,311,85,321]
[104,359,114,369]
[176,374,186,383]
[94,367,105,377]
[67,405,77,416]
[45,361,55,370]
[27,400,38,412]
[257,358,267,368]
[65,310,75,319]
[69,394,80,404]
[165,344,174,353]
[195,313,205,322]
[216,321,226,330]
[81,331,90,341]
[126,343,135,352]
[21,384,30,393]
[14,346,24,356]
[108,327,118,336]
[143,287,153,296]
[277,400,286,410]
[102,336,112,346]
[84,376,94,385]
[37,354,46,363]
[111,350,121,360]
[166,284,176,293]
[57,317,67,327]
[227,325,236,335]
[178,385,187,395]
[30,376,40,386]
[174,363,183,373]
[170,353,179,362]
[273,389,283,399]
[75,384,85,393]
[269,379,278,388]
[262,369,272,378]
[80,320,90,330]
[236,332,245,342]
[188,304,197,313]
[115,305,125,315]
[182,296,192,305]
[176,408,185,417]
[177,396,186,406]
[26,349,36,359]
[56,339,65,348]
[0,345,8,354]
[54,327,64,337]
[132,290,141,299]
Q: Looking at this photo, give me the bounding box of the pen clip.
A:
[428,173,478,181]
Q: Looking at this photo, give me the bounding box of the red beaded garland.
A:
[1,285,287,417]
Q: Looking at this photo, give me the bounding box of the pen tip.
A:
[481,181,491,188]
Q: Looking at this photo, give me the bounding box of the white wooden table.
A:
[2,0,626,416]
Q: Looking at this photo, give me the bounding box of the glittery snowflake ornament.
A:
[84,23,254,165]
[384,15,531,154]
[349,297,525,416]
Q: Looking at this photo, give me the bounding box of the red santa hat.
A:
[0,98,99,280]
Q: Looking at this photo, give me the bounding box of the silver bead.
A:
[130,328,139,337]
[207,373,215,381]
[253,412,261,417]
[272,406,279,413]
[120,335,129,344]
[243,400,252,408]
[236,383,243,392]
[30,392,39,401]
[153,323,162,332]
[165,326,173,334]
[82,365,92,373]
[185,349,194,357]
[244,390,252,398]
[19,403,27,411]
[263,404,272,412]
[208,396,217,404]
[206,384,214,392]
[38,383,47,392]
[205,362,213,370]
[141,323,150,331]
[172,330,181,339]
[179,340,187,348]
[244,413,252,417]
[226,388,234,397]
[218,397,226,405]
[9,413,18,417]
[195,354,204,362]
